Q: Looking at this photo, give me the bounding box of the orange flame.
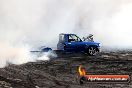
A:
[78,65,86,76]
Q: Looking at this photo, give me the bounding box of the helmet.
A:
[89,34,93,37]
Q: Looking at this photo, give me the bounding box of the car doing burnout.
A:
[57,33,100,56]
[31,33,100,56]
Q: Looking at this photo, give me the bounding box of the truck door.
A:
[65,35,76,52]
[66,34,85,52]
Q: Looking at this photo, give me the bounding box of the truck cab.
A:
[57,33,100,55]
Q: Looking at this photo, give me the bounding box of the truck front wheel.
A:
[87,46,98,56]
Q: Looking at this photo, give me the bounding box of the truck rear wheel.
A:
[87,46,97,56]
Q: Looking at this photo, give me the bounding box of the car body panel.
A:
[57,33,100,53]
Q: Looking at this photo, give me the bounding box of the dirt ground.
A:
[0,51,132,88]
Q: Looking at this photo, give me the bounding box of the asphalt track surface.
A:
[0,51,132,88]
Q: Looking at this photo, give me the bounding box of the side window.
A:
[69,35,73,40]
[68,35,81,42]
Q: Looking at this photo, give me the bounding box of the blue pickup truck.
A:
[57,33,100,56]
[31,33,100,56]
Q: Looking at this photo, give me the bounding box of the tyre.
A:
[87,46,98,56]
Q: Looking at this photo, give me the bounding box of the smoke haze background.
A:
[0,0,132,67]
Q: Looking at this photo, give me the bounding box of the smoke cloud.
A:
[0,0,132,67]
